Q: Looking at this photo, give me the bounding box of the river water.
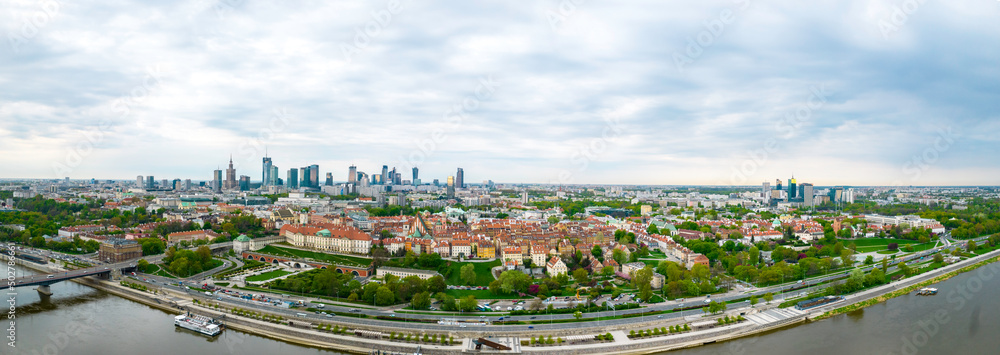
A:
[7,262,1000,355]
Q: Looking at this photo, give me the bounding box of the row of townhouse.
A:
[281,224,372,255]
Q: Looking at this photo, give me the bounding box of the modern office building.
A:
[447,176,455,199]
[309,164,319,188]
[172,179,182,190]
[762,182,770,203]
[381,165,389,184]
[325,173,333,186]
[287,168,298,189]
[213,170,223,192]
[801,183,814,207]
[456,168,464,188]
[184,179,192,190]
[146,176,154,189]
[412,167,418,184]
[788,177,797,199]
[239,175,250,191]
[269,165,279,186]
[262,156,273,186]
[349,165,357,184]
[136,175,143,188]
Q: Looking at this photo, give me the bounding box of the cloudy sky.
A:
[2,0,999,186]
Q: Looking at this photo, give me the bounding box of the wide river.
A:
[7,261,1000,355]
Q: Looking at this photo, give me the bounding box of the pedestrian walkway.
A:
[610,330,631,343]
[745,308,805,326]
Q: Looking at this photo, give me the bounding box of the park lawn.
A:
[877,250,899,255]
[841,238,922,247]
[445,260,501,287]
[246,269,292,282]
[444,288,525,299]
[153,265,177,278]
[258,245,371,267]
[647,250,668,259]
[143,264,161,274]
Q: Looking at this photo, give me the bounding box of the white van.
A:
[296,313,307,317]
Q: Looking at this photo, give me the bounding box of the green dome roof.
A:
[235,234,251,242]
[317,229,331,237]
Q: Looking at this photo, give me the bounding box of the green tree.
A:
[136,259,149,273]
[573,311,582,320]
[573,268,590,285]
[411,291,431,310]
[749,295,758,307]
[763,292,774,304]
[375,286,395,306]
[460,264,477,285]
[459,295,477,312]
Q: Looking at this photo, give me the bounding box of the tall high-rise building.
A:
[299,167,308,188]
[446,176,455,198]
[381,165,389,185]
[184,179,192,190]
[136,175,144,188]
[372,174,382,185]
[433,179,439,186]
[325,173,333,186]
[762,182,771,203]
[394,172,402,185]
[161,179,169,188]
[456,168,464,189]
[287,168,299,189]
[412,167,419,185]
[262,156,273,186]
[224,156,237,190]
[146,176,154,189]
[213,170,222,192]
[776,179,782,192]
[239,175,250,191]
[172,179,182,190]
[348,165,357,184]
[788,177,797,200]
[269,165,279,186]
[801,183,814,207]
[309,164,319,187]
[844,188,855,203]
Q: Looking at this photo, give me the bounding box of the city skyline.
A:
[3,2,1000,185]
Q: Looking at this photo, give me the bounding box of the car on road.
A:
[46,275,54,279]
[530,316,536,319]
[528,326,534,329]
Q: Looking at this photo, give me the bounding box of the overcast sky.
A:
[2,0,999,186]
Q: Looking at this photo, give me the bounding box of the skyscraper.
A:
[287,168,299,189]
[776,179,782,192]
[446,176,455,198]
[184,179,192,190]
[269,165,279,186]
[224,156,237,190]
[212,170,222,192]
[325,173,333,186]
[299,167,308,188]
[262,156,273,186]
[309,164,319,187]
[456,168,464,189]
[136,175,143,188]
[172,179,182,190]
[239,175,250,191]
[381,165,389,185]
[146,176,154,189]
[762,182,770,203]
[412,167,419,186]
[801,183,814,207]
[788,177,797,200]
[349,165,357,184]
